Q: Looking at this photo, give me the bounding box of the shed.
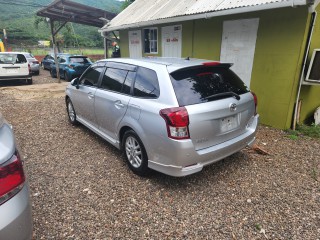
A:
[100,0,320,129]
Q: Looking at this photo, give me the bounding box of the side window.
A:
[80,67,104,87]
[59,57,66,63]
[101,68,128,93]
[133,67,160,98]
[16,54,27,64]
[122,71,136,95]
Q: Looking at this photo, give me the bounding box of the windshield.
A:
[170,66,249,106]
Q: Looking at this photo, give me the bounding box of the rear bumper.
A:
[0,184,33,240]
[148,115,259,177]
[0,75,32,81]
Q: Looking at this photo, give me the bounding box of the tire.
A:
[50,69,56,78]
[122,130,149,176]
[34,71,39,76]
[64,72,69,81]
[41,63,45,70]
[66,98,78,125]
[26,79,32,85]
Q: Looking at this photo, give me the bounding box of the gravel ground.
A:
[0,70,320,239]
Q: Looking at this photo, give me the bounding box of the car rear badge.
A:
[229,103,237,112]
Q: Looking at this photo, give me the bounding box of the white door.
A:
[162,25,182,58]
[128,30,142,58]
[220,19,259,87]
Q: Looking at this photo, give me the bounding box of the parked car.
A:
[21,52,40,75]
[50,55,92,81]
[0,112,33,239]
[40,53,69,70]
[40,53,54,70]
[65,58,259,177]
[0,52,32,84]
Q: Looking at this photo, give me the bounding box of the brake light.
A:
[68,65,74,69]
[251,92,258,115]
[202,61,220,66]
[0,152,25,205]
[160,107,190,139]
[33,60,39,64]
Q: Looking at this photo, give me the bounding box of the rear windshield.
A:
[70,57,91,64]
[170,66,249,106]
[0,53,27,64]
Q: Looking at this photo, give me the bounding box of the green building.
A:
[100,0,320,129]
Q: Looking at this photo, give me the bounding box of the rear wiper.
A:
[204,92,240,101]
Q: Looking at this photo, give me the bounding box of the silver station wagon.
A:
[65,58,259,177]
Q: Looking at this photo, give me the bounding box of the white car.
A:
[0,52,32,84]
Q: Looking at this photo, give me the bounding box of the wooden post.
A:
[50,19,61,83]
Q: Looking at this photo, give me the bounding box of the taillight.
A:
[202,61,220,66]
[0,152,25,205]
[68,64,74,69]
[160,107,190,139]
[251,92,258,115]
[33,60,39,64]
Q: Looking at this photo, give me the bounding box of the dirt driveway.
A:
[0,70,319,239]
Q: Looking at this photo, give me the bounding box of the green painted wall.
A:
[119,30,129,57]
[299,5,320,124]
[116,6,317,129]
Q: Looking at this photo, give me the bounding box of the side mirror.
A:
[71,78,80,89]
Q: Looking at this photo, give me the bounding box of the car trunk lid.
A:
[169,64,256,150]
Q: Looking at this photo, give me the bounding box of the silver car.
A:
[65,58,259,177]
[22,52,40,76]
[0,112,32,239]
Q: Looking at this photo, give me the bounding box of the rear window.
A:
[0,53,27,64]
[70,57,91,64]
[170,66,249,106]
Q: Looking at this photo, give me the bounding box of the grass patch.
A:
[286,123,320,139]
[296,123,320,138]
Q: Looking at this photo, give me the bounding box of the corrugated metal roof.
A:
[102,0,310,31]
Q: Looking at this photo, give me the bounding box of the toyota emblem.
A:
[230,103,237,112]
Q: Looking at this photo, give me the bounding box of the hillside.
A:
[0,0,122,47]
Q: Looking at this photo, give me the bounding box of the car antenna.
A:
[185,56,190,60]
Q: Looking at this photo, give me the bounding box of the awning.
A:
[37,0,116,28]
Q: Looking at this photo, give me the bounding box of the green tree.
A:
[121,0,135,10]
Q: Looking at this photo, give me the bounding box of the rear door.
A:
[94,63,135,140]
[170,65,255,150]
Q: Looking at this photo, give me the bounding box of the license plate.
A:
[221,115,238,132]
[6,69,17,74]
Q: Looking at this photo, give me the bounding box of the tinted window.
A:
[122,71,136,95]
[133,67,160,98]
[16,54,27,63]
[101,68,128,92]
[170,66,249,106]
[80,67,103,86]
[70,57,91,64]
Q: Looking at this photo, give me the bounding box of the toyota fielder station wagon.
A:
[65,58,259,177]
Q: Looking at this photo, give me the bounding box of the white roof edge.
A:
[101,0,309,32]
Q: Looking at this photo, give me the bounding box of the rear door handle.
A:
[115,100,125,109]
[88,92,94,99]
